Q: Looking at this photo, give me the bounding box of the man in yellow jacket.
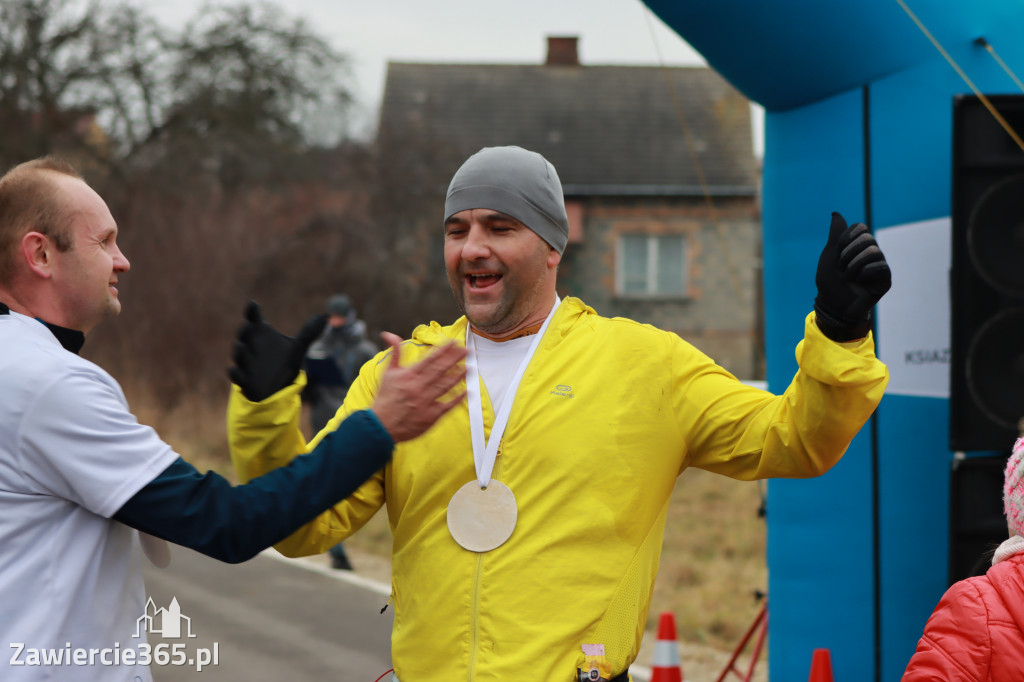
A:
[228,146,891,681]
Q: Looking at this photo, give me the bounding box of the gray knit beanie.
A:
[325,294,353,318]
[444,146,570,254]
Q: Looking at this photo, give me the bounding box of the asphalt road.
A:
[141,549,395,682]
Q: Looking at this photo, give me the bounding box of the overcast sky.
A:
[144,2,698,114]
[141,0,762,152]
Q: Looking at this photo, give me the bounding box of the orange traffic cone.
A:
[808,648,834,682]
[650,612,684,682]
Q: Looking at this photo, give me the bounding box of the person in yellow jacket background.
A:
[227,146,892,682]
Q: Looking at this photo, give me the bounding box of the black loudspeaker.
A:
[950,95,1024,451]
[949,454,1007,583]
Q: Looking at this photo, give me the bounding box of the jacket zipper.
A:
[468,552,485,681]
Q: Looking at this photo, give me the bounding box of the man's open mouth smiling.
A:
[466,272,502,289]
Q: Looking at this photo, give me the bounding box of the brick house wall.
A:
[559,196,762,379]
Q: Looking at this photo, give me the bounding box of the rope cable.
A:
[975,37,1024,93]
[895,0,1024,153]
[641,5,747,305]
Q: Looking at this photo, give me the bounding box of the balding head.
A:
[0,157,82,284]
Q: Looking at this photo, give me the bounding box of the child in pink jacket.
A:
[903,435,1024,681]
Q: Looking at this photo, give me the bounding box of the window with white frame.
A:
[616,234,689,297]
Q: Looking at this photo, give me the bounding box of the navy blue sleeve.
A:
[114,409,393,564]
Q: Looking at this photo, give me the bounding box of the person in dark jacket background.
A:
[903,432,1024,681]
[303,293,379,569]
[304,294,379,433]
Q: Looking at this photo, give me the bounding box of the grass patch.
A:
[654,469,767,651]
[129,387,235,477]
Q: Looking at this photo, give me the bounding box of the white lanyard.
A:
[464,297,561,488]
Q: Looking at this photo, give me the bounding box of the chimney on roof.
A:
[545,36,579,66]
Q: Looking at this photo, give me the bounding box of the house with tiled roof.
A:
[378,37,763,378]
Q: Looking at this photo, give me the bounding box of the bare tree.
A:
[0,0,351,176]
[0,0,111,164]
[0,0,355,410]
[245,128,468,344]
[131,1,352,186]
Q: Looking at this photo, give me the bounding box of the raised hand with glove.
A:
[814,212,892,342]
[229,301,327,402]
[228,301,467,442]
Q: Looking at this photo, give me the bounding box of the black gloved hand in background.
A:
[229,301,327,402]
[813,212,892,342]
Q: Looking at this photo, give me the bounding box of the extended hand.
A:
[228,301,327,401]
[813,212,892,342]
[371,332,467,443]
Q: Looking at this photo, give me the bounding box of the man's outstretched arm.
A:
[117,328,466,563]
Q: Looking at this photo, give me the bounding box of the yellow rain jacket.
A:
[229,298,888,681]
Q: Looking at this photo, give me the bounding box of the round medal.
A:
[447,480,518,552]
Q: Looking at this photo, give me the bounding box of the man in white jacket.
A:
[0,156,465,681]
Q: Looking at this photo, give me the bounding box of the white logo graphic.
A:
[134,597,196,639]
[9,596,217,671]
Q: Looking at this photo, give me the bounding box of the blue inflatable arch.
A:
[641,1,1024,680]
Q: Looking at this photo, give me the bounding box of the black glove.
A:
[813,212,892,342]
[228,301,327,401]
